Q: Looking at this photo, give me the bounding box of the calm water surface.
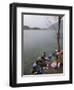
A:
[22,30,63,75]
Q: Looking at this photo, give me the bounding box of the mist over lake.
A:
[22,29,63,75]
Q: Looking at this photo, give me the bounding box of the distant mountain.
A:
[23,26,30,30]
[49,20,63,31]
[49,20,63,39]
[23,25,41,30]
[23,20,63,31]
[32,27,41,30]
[23,25,48,30]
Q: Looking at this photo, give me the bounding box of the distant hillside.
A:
[23,25,41,30]
[23,26,30,30]
[23,20,63,31]
[49,20,63,31]
[49,20,63,39]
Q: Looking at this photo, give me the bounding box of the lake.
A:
[22,30,63,75]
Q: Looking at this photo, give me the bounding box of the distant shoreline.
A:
[23,29,50,30]
[23,26,49,30]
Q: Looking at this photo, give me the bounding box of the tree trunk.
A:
[57,16,61,52]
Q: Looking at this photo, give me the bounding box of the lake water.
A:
[22,30,63,75]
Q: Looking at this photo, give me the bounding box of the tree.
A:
[57,16,63,52]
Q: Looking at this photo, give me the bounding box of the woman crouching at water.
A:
[32,60,44,75]
[32,52,49,74]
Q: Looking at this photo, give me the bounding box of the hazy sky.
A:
[23,15,58,28]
